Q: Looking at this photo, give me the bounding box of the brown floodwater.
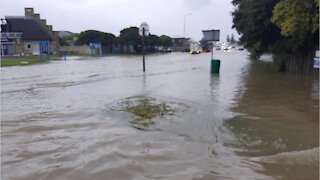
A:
[1,50,319,179]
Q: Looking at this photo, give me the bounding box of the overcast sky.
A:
[0,0,239,41]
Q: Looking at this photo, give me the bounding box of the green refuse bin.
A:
[211,59,221,73]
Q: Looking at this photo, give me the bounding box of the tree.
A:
[271,0,319,53]
[232,0,319,73]
[59,37,68,46]
[226,35,230,43]
[59,33,78,46]
[232,0,281,59]
[159,35,172,48]
[145,34,160,52]
[75,30,115,46]
[146,34,160,47]
[117,27,141,52]
[230,33,235,44]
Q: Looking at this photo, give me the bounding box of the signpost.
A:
[139,22,150,72]
[39,41,49,60]
[202,29,220,60]
[202,29,221,74]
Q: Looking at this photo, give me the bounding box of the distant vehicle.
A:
[162,48,172,53]
[202,48,211,52]
[223,46,230,51]
[190,43,201,54]
[238,47,244,51]
[216,47,221,50]
[202,44,211,52]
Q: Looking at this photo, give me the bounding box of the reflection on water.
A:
[225,60,319,179]
[1,51,319,179]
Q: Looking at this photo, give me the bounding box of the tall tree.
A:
[230,33,235,44]
[271,0,319,53]
[232,0,319,73]
[117,27,141,52]
[145,34,160,52]
[232,0,281,59]
[159,35,172,48]
[75,30,115,46]
[146,34,160,47]
[226,35,230,43]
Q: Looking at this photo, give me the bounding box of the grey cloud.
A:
[185,0,211,10]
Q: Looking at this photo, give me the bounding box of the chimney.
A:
[25,8,34,16]
[40,19,47,26]
[34,14,40,21]
[47,25,52,31]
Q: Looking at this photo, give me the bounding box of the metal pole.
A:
[183,16,186,41]
[183,13,192,52]
[142,27,146,72]
[211,42,214,60]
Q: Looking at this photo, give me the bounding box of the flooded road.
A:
[1,51,319,179]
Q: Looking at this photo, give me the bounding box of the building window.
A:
[27,44,31,49]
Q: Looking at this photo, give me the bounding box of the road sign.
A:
[202,30,220,41]
[202,29,220,61]
[139,22,150,36]
[39,41,49,54]
[39,41,49,60]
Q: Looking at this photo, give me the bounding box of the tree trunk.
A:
[273,51,316,74]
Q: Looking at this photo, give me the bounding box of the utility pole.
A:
[183,13,193,52]
[139,22,150,72]
[142,27,146,72]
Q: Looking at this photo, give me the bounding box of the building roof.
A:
[58,31,74,38]
[3,16,52,41]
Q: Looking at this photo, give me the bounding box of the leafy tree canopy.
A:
[146,34,160,46]
[272,0,318,38]
[271,0,319,52]
[232,0,281,59]
[159,35,172,47]
[75,30,115,46]
[117,27,140,45]
[232,0,319,58]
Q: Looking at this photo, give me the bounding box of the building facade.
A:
[1,8,59,56]
[171,37,190,52]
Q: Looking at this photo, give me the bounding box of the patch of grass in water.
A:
[122,97,174,127]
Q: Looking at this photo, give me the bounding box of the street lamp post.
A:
[142,29,146,72]
[183,13,193,52]
[139,22,150,72]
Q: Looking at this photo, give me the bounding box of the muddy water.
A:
[1,51,319,179]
